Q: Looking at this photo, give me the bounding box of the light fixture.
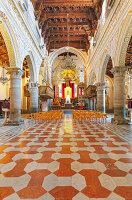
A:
[58,54,76,70]
[0,65,9,85]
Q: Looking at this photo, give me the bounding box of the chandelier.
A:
[0,65,9,84]
[62,54,76,69]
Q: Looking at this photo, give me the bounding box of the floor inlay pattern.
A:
[103,122,132,145]
[0,119,35,145]
[0,115,132,199]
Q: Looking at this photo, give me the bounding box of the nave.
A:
[0,114,132,200]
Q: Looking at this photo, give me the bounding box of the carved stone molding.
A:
[29,82,40,87]
[112,66,128,75]
[28,82,40,91]
[96,82,105,88]
[7,67,23,79]
[0,11,8,22]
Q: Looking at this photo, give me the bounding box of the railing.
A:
[39,85,54,100]
[85,85,97,98]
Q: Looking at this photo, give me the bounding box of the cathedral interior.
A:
[0,0,132,199]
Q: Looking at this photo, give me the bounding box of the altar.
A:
[64,103,72,108]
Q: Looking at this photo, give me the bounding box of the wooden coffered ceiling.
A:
[31,0,103,52]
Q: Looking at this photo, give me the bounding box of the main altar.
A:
[51,52,85,110]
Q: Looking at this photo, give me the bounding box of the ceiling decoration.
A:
[31,0,103,52]
[0,32,9,66]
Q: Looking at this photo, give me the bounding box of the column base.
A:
[30,108,38,113]
[97,108,105,113]
[111,117,130,125]
[5,119,24,126]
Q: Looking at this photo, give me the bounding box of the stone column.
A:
[7,67,23,125]
[96,82,105,113]
[113,66,129,124]
[42,100,48,111]
[29,82,39,113]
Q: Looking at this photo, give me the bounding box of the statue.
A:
[66,90,71,103]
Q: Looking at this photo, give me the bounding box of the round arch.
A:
[21,51,36,82]
[115,10,132,66]
[49,47,87,67]
[99,53,113,82]
[0,11,20,67]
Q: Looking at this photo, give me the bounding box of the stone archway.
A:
[96,53,114,113]
[21,54,37,113]
[115,10,132,67]
[21,52,36,82]
[0,11,23,125]
[100,54,113,82]
[0,11,19,67]
[49,47,87,67]
[112,11,132,124]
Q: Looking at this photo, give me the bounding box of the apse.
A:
[51,51,85,108]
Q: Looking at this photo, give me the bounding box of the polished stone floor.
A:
[0,115,132,199]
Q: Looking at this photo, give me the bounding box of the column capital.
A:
[112,66,128,75]
[95,82,105,88]
[29,82,40,89]
[28,82,40,93]
[7,67,23,79]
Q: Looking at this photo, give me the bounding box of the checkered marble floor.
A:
[0,115,132,200]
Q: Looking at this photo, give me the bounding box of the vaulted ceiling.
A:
[31,0,103,52]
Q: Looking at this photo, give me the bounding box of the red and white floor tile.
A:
[0,115,132,200]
